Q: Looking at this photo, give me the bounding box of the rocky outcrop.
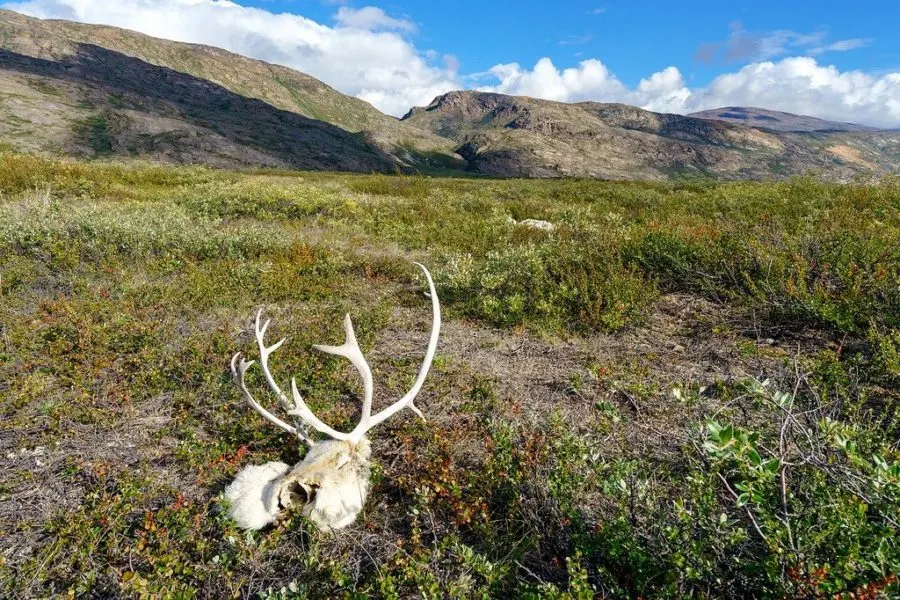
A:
[403,91,900,180]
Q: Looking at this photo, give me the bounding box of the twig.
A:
[711,393,750,420]
[616,388,641,417]
[716,472,768,544]
[780,466,796,552]
[506,339,527,356]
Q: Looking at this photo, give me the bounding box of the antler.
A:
[231,350,315,448]
[231,263,440,446]
[345,262,440,440]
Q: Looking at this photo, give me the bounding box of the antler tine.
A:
[230,352,310,443]
[289,380,352,441]
[253,310,290,410]
[350,262,440,441]
[285,313,369,442]
[248,311,315,447]
[311,314,375,424]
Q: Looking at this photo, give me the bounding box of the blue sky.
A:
[270,0,900,87]
[5,0,900,126]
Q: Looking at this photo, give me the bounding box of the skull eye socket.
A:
[287,481,316,507]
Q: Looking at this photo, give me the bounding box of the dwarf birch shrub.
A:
[624,227,899,332]
[439,237,655,332]
[696,381,900,597]
[173,180,343,220]
[0,196,294,260]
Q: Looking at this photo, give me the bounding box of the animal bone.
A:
[225,263,440,531]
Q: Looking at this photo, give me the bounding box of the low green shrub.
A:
[347,173,431,199]
[440,238,656,332]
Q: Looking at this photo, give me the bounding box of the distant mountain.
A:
[403,91,900,180]
[1,10,898,180]
[688,107,882,133]
[0,10,462,171]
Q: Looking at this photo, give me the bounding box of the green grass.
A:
[0,152,898,598]
[74,114,115,156]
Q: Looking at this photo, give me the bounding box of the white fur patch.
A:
[224,461,290,530]
[305,472,368,530]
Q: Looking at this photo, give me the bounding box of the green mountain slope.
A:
[403,91,900,180]
[0,9,461,171]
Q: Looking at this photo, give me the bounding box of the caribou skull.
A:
[224,263,440,531]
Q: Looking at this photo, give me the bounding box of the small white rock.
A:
[518,219,555,232]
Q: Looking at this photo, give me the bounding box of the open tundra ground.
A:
[0,153,898,598]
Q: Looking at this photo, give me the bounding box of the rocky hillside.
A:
[0,10,461,171]
[403,91,900,180]
[689,106,880,133]
[1,10,897,180]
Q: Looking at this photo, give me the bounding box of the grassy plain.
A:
[0,153,898,598]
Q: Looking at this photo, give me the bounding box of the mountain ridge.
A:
[1,10,898,180]
[403,90,900,180]
[0,9,461,171]
[688,106,884,133]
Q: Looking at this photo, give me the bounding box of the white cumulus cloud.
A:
[481,57,900,128]
[483,58,628,103]
[333,6,416,33]
[2,0,456,116]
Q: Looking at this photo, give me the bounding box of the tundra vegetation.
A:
[0,152,898,598]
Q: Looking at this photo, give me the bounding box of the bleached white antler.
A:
[345,262,439,440]
[231,352,306,441]
[231,262,440,446]
[231,311,316,447]
[289,262,440,443]
[226,263,440,531]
